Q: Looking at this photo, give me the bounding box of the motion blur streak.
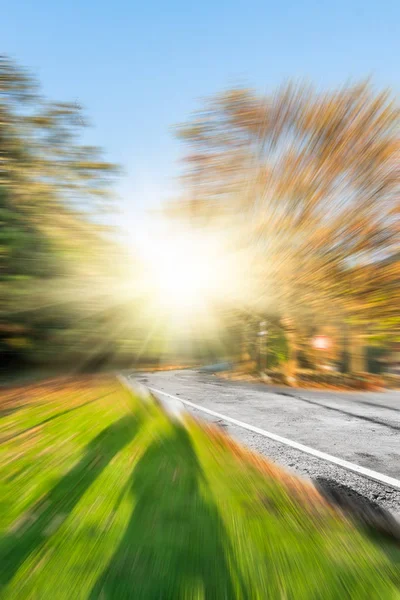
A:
[1,378,399,598]
[1,51,400,600]
[175,82,399,377]
[1,55,399,380]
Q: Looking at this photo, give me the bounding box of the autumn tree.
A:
[177,82,399,375]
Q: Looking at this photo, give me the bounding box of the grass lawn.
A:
[0,376,399,599]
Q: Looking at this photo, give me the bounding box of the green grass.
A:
[0,377,399,599]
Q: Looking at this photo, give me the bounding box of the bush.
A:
[263,370,387,390]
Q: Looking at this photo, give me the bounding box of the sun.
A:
[155,249,211,311]
[138,227,238,320]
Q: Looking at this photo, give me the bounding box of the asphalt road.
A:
[130,369,400,514]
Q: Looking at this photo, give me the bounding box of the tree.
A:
[177,82,400,375]
[0,55,122,371]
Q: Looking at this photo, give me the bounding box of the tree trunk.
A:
[349,326,367,373]
[240,321,251,362]
[285,326,298,381]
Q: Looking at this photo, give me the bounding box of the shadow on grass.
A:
[1,414,141,588]
[0,406,24,419]
[90,425,240,600]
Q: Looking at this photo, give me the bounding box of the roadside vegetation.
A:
[1,55,399,387]
[176,83,400,381]
[1,377,399,599]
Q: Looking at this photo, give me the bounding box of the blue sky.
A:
[2,0,399,234]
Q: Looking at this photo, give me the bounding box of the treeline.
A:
[0,56,134,376]
[0,56,226,378]
[2,56,399,380]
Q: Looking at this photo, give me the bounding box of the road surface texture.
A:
[128,370,400,515]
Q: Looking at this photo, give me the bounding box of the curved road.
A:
[128,369,400,519]
[134,369,400,477]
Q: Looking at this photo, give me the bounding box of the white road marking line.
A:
[149,386,400,491]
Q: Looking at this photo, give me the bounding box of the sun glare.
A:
[139,228,237,318]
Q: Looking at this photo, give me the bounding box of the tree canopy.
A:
[0,56,125,371]
[177,82,400,372]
